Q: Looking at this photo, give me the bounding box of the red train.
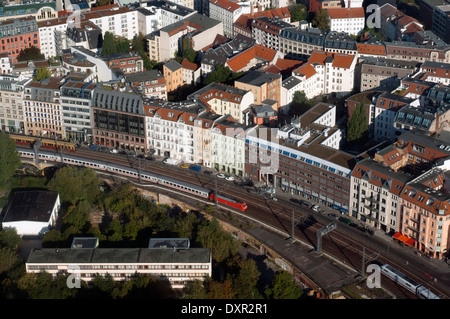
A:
[209,193,248,211]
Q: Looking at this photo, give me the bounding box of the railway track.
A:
[25,146,450,298]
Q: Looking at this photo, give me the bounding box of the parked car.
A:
[328,213,339,219]
[180,164,190,169]
[163,158,179,166]
[338,217,352,224]
[300,200,311,207]
[311,205,320,212]
[89,145,98,150]
[225,175,234,181]
[216,173,226,179]
[290,198,301,204]
[189,164,201,172]
[203,170,213,175]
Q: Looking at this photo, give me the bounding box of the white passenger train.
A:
[18,148,248,211]
[381,264,440,299]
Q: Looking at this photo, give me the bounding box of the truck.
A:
[162,158,179,166]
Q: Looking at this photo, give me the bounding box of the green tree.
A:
[62,200,91,233]
[182,279,207,299]
[289,4,308,22]
[0,247,21,274]
[346,102,368,143]
[0,228,21,249]
[33,67,52,81]
[0,132,21,188]
[227,256,261,299]
[47,166,100,205]
[288,91,315,117]
[205,65,233,85]
[196,218,241,263]
[115,36,130,54]
[312,8,330,31]
[265,270,303,299]
[101,31,117,56]
[207,280,234,299]
[17,46,45,62]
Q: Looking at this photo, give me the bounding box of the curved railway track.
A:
[26,146,450,299]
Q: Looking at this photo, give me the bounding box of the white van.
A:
[162,158,179,166]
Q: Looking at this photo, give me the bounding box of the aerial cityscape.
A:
[0,0,449,305]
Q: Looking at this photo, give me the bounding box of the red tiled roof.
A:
[181,58,199,71]
[226,44,277,72]
[294,63,316,79]
[209,0,240,12]
[327,7,365,19]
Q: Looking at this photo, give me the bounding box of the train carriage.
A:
[17,148,248,212]
[9,134,78,151]
[381,264,440,299]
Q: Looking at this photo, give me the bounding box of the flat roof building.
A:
[2,191,60,237]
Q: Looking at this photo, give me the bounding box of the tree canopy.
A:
[0,132,21,188]
[17,46,45,62]
[288,91,316,117]
[47,166,100,205]
[346,102,368,144]
[264,270,303,299]
[33,67,52,81]
[311,8,330,31]
[289,4,308,22]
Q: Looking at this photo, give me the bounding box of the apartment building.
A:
[163,60,183,93]
[225,44,280,73]
[419,61,450,86]
[233,6,291,38]
[209,0,243,37]
[144,100,200,162]
[377,3,424,41]
[38,17,68,59]
[200,33,255,76]
[147,13,223,62]
[399,168,450,259]
[91,82,147,152]
[125,70,167,100]
[102,52,144,75]
[65,20,102,53]
[251,17,292,51]
[210,116,247,176]
[0,74,31,134]
[83,6,138,41]
[60,80,96,143]
[350,158,412,232]
[431,4,450,44]
[234,71,282,111]
[288,50,356,100]
[188,82,254,124]
[393,85,450,136]
[181,59,201,85]
[140,0,197,31]
[359,57,419,92]
[0,16,40,64]
[23,77,65,139]
[279,27,326,61]
[327,7,365,36]
[385,41,450,64]
[372,92,413,142]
